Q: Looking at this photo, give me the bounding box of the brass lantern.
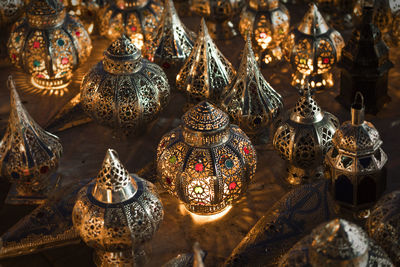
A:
[176,19,236,104]
[80,35,170,134]
[279,218,394,266]
[191,0,245,40]
[156,101,257,215]
[98,0,163,50]
[222,35,283,143]
[325,93,387,214]
[73,149,163,266]
[0,77,63,205]
[7,0,92,90]
[239,0,290,66]
[282,3,344,90]
[273,87,339,185]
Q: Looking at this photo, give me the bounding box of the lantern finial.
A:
[351,92,365,125]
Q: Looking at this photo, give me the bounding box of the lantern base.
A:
[286,165,324,186]
[31,75,71,90]
[206,20,237,40]
[291,72,333,91]
[185,201,231,216]
[94,248,146,267]
[5,173,62,205]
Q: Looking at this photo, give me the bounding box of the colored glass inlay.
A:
[323,57,330,64]
[194,186,203,194]
[169,155,177,164]
[33,41,40,49]
[229,182,237,190]
[61,57,69,65]
[33,60,40,67]
[57,39,65,46]
[243,146,250,155]
[195,163,204,172]
[225,159,234,169]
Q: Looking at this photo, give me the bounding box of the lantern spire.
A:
[298,3,329,36]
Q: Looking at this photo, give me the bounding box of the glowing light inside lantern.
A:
[179,203,232,224]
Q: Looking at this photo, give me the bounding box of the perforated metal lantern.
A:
[239,0,290,66]
[157,101,257,215]
[62,0,97,35]
[222,35,283,143]
[279,219,394,266]
[98,0,163,50]
[326,93,387,213]
[191,0,245,40]
[282,3,344,90]
[273,87,339,185]
[0,77,63,205]
[73,149,163,266]
[176,19,236,104]
[80,35,170,134]
[7,0,92,90]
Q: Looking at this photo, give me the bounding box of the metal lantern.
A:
[366,190,400,266]
[7,0,92,90]
[191,0,245,40]
[80,35,170,134]
[98,0,163,50]
[282,3,344,90]
[62,0,97,35]
[239,0,290,66]
[273,87,339,185]
[73,149,164,266]
[326,93,387,214]
[279,218,394,266]
[156,101,257,215]
[0,76,63,205]
[145,0,196,89]
[222,35,283,143]
[176,19,236,104]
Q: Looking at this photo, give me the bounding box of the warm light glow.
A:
[179,203,232,224]
[31,77,70,91]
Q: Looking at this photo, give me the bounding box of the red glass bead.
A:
[243,146,250,155]
[259,32,267,39]
[61,57,69,65]
[166,177,172,184]
[75,31,81,37]
[195,163,204,172]
[11,54,16,60]
[37,74,45,78]
[323,57,330,64]
[229,182,237,190]
[131,26,137,32]
[33,41,40,49]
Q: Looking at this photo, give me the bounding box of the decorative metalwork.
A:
[282,3,344,90]
[80,35,170,134]
[239,0,290,66]
[273,86,339,185]
[0,76,63,205]
[7,0,92,90]
[222,35,283,143]
[326,92,387,214]
[279,218,394,266]
[366,190,400,266]
[191,0,245,40]
[73,149,164,266]
[176,19,236,104]
[145,0,196,89]
[98,0,163,50]
[157,101,256,215]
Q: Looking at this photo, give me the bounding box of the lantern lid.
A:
[27,0,66,28]
[103,35,142,74]
[290,87,323,124]
[249,0,279,11]
[297,3,330,36]
[91,149,138,204]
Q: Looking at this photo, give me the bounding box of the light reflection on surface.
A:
[179,203,232,224]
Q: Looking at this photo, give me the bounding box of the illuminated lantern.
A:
[239,0,290,66]
[282,3,344,90]
[157,101,257,215]
[98,0,163,50]
[0,76,63,205]
[62,0,97,35]
[73,149,163,266]
[7,0,92,90]
[191,0,245,40]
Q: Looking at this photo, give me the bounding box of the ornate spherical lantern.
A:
[282,3,344,90]
[279,219,394,266]
[145,0,196,89]
[325,93,387,215]
[80,35,170,134]
[366,190,400,266]
[73,149,164,266]
[0,76,63,205]
[222,35,283,143]
[7,0,92,90]
[273,87,339,185]
[156,101,257,215]
[176,19,236,104]
[191,0,245,40]
[98,0,163,50]
[239,0,290,66]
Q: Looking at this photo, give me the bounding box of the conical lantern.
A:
[176,19,236,104]
[145,0,196,89]
[73,149,164,266]
[98,0,163,50]
[279,219,394,266]
[273,86,339,185]
[222,35,283,143]
[80,35,170,134]
[7,0,92,90]
[282,3,344,90]
[0,76,63,205]
[157,101,256,215]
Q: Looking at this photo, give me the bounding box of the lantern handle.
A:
[351,92,365,125]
